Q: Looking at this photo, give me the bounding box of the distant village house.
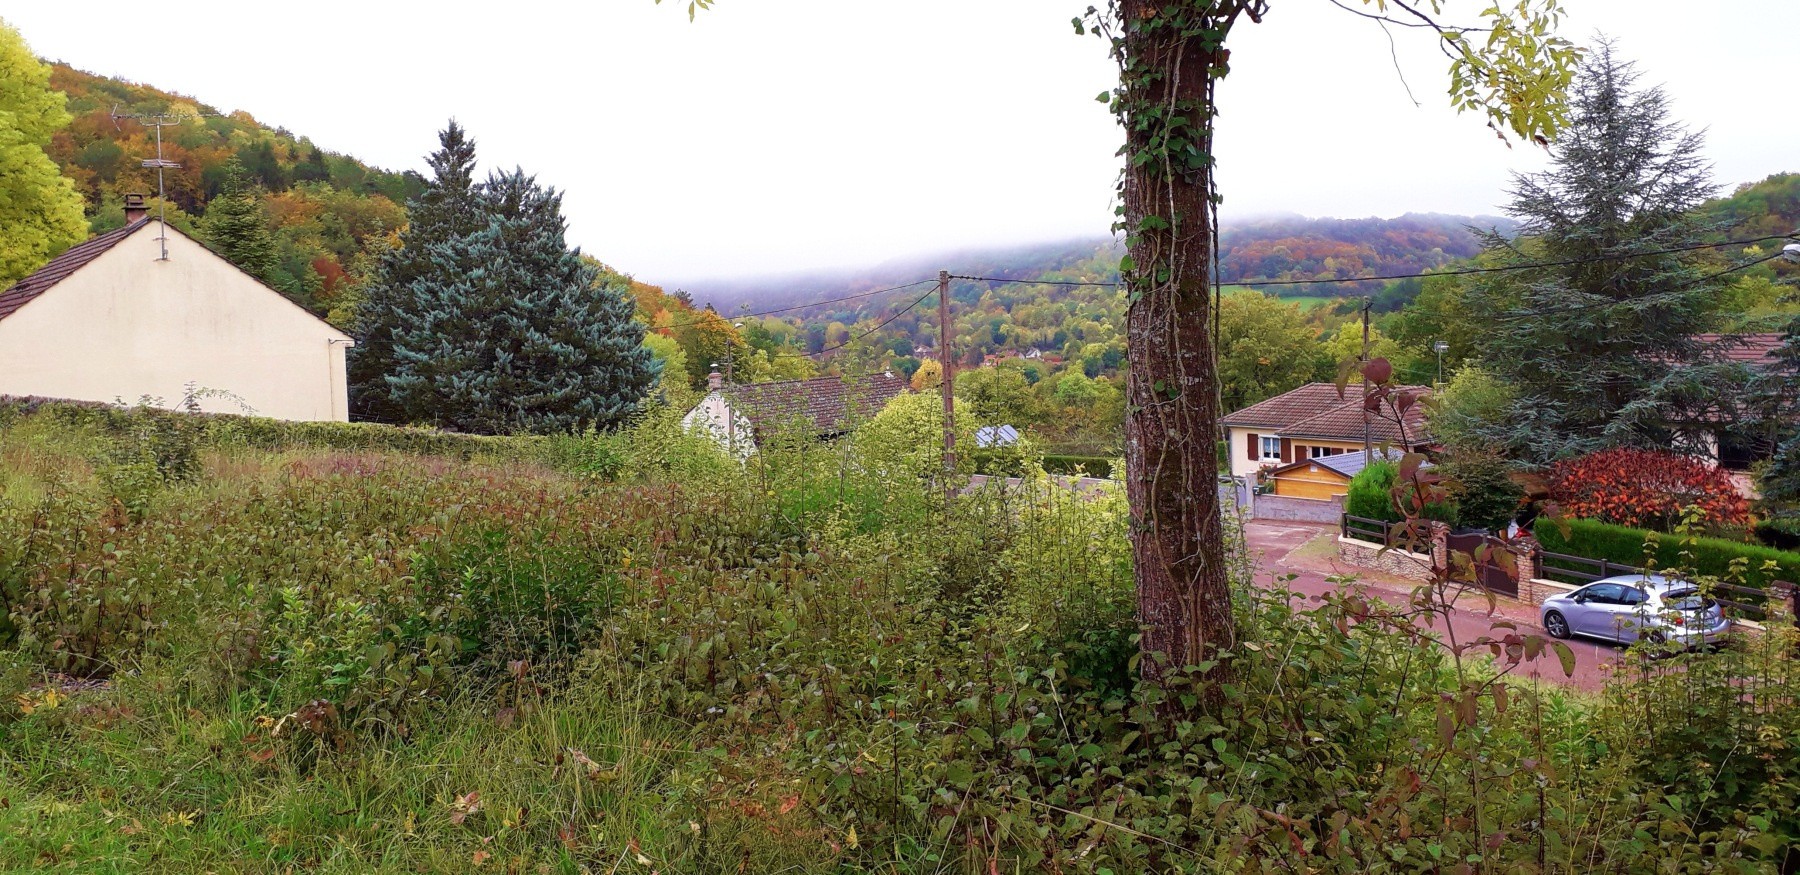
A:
[0,196,353,422]
[682,370,909,455]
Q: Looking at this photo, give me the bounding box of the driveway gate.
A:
[1443,531,1519,598]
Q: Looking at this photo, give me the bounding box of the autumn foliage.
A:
[1547,448,1749,531]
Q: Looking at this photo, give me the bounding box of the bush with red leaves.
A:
[1547,448,1748,532]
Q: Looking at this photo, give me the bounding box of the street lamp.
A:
[1432,340,1450,386]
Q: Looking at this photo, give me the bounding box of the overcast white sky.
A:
[4,0,1795,286]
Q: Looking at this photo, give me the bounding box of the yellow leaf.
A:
[846,825,859,849]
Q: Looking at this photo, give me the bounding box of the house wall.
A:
[1228,428,1380,479]
[680,392,754,457]
[1288,438,1366,458]
[1227,427,1274,478]
[0,227,351,422]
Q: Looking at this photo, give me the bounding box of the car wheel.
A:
[1544,611,1571,640]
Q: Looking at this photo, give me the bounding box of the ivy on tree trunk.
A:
[1116,0,1241,697]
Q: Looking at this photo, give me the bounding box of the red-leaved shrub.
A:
[1546,448,1748,532]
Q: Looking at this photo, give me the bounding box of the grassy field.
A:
[0,401,1794,872]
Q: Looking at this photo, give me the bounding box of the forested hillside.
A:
[1216,212,1513,294]
[41,64,421,321]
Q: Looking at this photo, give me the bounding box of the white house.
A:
[0,198,353,422]
[682,369,909,455]
[1219,382,1433,480]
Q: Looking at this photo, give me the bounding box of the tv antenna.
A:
[111,105,217,261]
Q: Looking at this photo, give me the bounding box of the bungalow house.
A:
[1220,382,1432,480]
[0,197,353,421]
[682,369,909,455]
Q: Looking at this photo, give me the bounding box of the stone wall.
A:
[1518,578,1578,606]
[1336,536,1436,581]
[1255,493,1344,524]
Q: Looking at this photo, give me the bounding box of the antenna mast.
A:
[112,105,212,261]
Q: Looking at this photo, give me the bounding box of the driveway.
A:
[1244,521,1622,691]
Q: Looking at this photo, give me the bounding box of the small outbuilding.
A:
[1265,448,1411,500]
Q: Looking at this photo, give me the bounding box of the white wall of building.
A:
[1226,426,1281,479]
[0,225,352,422]
[680,391,755,458]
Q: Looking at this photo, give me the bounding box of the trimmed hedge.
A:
[968,451,1114,480]
[1042,454,1113,479]
[1535,517,1800,589]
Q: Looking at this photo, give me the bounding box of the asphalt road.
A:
[1245,521,1623,691]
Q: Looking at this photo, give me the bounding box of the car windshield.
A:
[1662,589,1715,611]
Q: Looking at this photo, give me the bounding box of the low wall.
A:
[1340,533,1566,603]
[1519,578,1578,606]
[1337,536,1435,581]
[1256,493,1343,524]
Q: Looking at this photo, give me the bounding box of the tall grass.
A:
[0,402,1791,872]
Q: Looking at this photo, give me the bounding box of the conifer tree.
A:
[200,159,278,284]
[293,144,331,183]
[1465,42,1734,462]
[349,121,484,422]
[384,168,656,434]
[0,20,87,285]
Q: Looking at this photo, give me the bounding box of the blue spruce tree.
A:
[385,168,656,434]
[349,121,485,423]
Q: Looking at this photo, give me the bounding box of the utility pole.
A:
[937,270,955,488]
[1361,297,1372,458]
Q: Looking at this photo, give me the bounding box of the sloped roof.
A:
[1283,395,1430,444]
[0,220,149,323]
[723,372,909,437]
[975,424,1020,447]
[1220,383,1353,430]
[1693,333,1786,367]
[1222,381,1431,444]
[1265,448,1414,480]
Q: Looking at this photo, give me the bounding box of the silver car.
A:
[1540,574,1730,648]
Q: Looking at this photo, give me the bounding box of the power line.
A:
[655,278,937,331]
[1492,250,1790,322]
[771,284,943,359]
[947,233,1798,291]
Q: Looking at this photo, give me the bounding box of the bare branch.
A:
[1324,0,1489,33]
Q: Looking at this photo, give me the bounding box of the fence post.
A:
[1599,559,1612,579]
[1340,513,1347,540]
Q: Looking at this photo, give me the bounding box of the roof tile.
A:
[724,372,909,437]
[1222,381,1431,444]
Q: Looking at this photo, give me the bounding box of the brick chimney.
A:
[124,193,149,224]
[707,368,724,391]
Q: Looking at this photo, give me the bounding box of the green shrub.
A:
[1535,516,1800,588]
[1436,448,1524,532]
[1345,460,1398,521]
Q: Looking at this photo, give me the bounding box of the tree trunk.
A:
[1119,1,1235,697]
